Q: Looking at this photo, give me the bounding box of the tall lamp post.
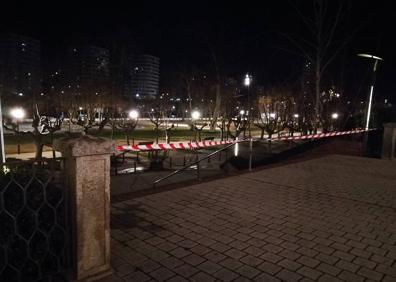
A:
[357,53,383,130]
[10,107,26,155]
[0,88,5,163]
[244,74,252,137]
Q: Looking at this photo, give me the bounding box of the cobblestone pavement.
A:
[101,155,396,281]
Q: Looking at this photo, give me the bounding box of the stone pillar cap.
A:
[53,135,115,157]
[383,123,396,128]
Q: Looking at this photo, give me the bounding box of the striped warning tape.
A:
[116,140,233,152]
[116,128,375,152]
[267,128,375,142]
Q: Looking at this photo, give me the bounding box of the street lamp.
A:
[0,88,5,163]
[331,112,339,131]
[128,109,139,119]
[191,110,201,120]
[357,53,383,130]
[10,107,26,154]
[244,73,252,137]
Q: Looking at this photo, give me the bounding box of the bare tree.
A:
[255,88,295,140]
[284,0,351,130]
[4,105,63,160]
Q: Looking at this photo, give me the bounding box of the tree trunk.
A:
[126,132,130,145]
[260,128,265,140]
[35,142,44,160]
[210,83,221,131]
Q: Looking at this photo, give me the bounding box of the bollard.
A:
[183,156,186,166]
[382,123,396,159]
[169,157,173,168]
[249,138,253,171]
[134,161,137,173]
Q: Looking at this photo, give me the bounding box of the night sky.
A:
[1,1,395,101]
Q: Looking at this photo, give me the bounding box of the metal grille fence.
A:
[0,158,69,282]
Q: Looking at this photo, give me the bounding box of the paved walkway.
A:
[102,155,396,282]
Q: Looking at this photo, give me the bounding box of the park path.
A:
[101,154,396,282]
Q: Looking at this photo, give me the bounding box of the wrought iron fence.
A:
[0,158,70,282]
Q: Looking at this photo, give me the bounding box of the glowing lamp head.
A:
[293,114,299,118]
[191,110,201,120]
[269,113,276,118]
[10,107,25,119]
[128,110,139,119]
[240,110,245,115]
[244,74,252,86]
[331,113,339,119]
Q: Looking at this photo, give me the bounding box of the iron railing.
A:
[152,139,253,188]
[0,158,70,282]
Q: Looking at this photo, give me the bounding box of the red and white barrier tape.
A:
[267,128,375,142]
[116,128,375,152]
[116,140,233,152]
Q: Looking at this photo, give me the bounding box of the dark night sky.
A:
[1,1,395,101]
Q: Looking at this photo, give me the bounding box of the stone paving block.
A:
[375,264,396,278]
[297,266,322,280]
[210,242,232,253]
[357,267,384,281]
[318,274,343,282]
[353,256,376,269]
[173,264,200,278]
[166,275,189,282]
[262,244,284,254]
[257,261,282,275]
[240,254,263,267]
[219,257,243,270]
[190,271,216,282]
[225,248,246,259]
[197,260,222,274]
[235,264,261,279]
[333,250,355,262]
[261,251,283,264]
[337,270,365,282]
[204,251,227,263]
[279,249,301,261]
[160,256,185,269]
[123,270,151,282]
[254,272,282,282]
[169,247,192,258]
[135,259,161,273]
[297,255,320,268]
[316,253,340,265]
[276,268,303,282]
[213,268,240,282]
[149,266,175,281]
[114,263,136,277]
[278,258,303,271]
[317,262,342,276]
[182,253,206,266]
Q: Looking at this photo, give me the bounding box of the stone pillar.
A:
[53,135,114,281]
[382,123,396,159]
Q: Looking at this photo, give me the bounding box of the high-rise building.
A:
[67,45,110,95]
[129,54,160,99]
[0,34,41,98]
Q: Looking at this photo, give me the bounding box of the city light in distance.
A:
[191,110,201,120]
[332,113,339,119]
[128,110,139,119]
[294,114,299,118]
[10,107,26,119]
